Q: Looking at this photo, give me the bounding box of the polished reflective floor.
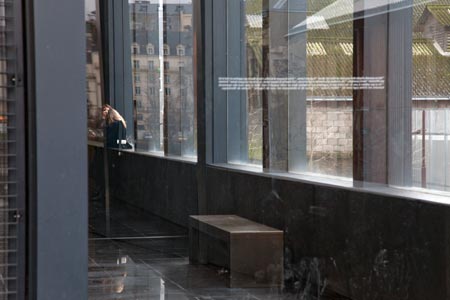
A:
[88,200,345,299]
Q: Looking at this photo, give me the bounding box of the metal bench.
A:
[189,215,283,288]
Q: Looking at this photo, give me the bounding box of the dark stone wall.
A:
[206,167,450,299]
[89,147,198,227]
[90,145,450,299]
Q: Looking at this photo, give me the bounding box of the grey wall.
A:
[92,148,450,299]
[33,0,88,299]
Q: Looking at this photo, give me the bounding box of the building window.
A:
[134,73,140,83]
[177,45,185,56]
[133,60,140,70]
[148,60,154,70]
[135,86,141,95]
[132,42,140,55]
[147,43,154,55]
[164,61,170,70]
[164,74,170,84]
[149,87,155,95]
[163,44,170,55]
[165,87,171,96]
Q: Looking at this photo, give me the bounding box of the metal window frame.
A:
[100,0,134,142]
[194,0,207,213]
[208,0,248,164]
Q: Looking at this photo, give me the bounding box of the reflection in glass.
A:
[86,1,104,141]
[305,0,353,178]
[413,1,450,192]
[129,0,196,157]
[232,0,353,177]
[246,0,263,164]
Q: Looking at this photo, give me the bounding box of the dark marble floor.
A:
[88,200,346,299]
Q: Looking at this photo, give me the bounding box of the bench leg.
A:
[189,227,208,264]
[229,233,284,288]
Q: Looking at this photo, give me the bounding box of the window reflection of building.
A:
[129,0,195,155]
[146,43,154,55]
[86,10,103,140]
[241,0,450,190]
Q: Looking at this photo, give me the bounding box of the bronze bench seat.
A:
[189,215,284,288]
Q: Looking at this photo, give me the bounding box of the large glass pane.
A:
[224,0,353,177]
[246,0,263,164]
[129,1,163,152]
[129,0,196,157]
[412,0,450,192]
[86,1,104,142]
[304,0,353,178]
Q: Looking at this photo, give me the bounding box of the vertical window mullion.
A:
[212,0,228,164]
[261,0,289,172]
[226,0,247,163]
[287,0,308,173]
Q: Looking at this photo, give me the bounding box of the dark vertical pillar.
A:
[353,13,388,184]
[227,0,248,163]
[262,0,270,170]
[212,0,227,163]
[262,0,289,172]
[32,0,88,299]
[203,0,213,166]
[353,3,413,186]
[194,0,206,214]
[103,0,134,141]
[353,17,365,183]
[163,4,169,155]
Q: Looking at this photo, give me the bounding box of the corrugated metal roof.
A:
[307,42,327,55]
[339,42,353,56]
[413,42,434,55]
[426,5,450,25]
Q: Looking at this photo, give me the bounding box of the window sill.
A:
[88,141,197,164]
[133,150,197,164]
[88,140,103,148]
[211,163,450,206]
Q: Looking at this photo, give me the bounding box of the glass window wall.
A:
[86,1,104,142]
[129,0,196,157]
[211,0,450,193]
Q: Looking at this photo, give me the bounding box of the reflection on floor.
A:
[88,201,344,299]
